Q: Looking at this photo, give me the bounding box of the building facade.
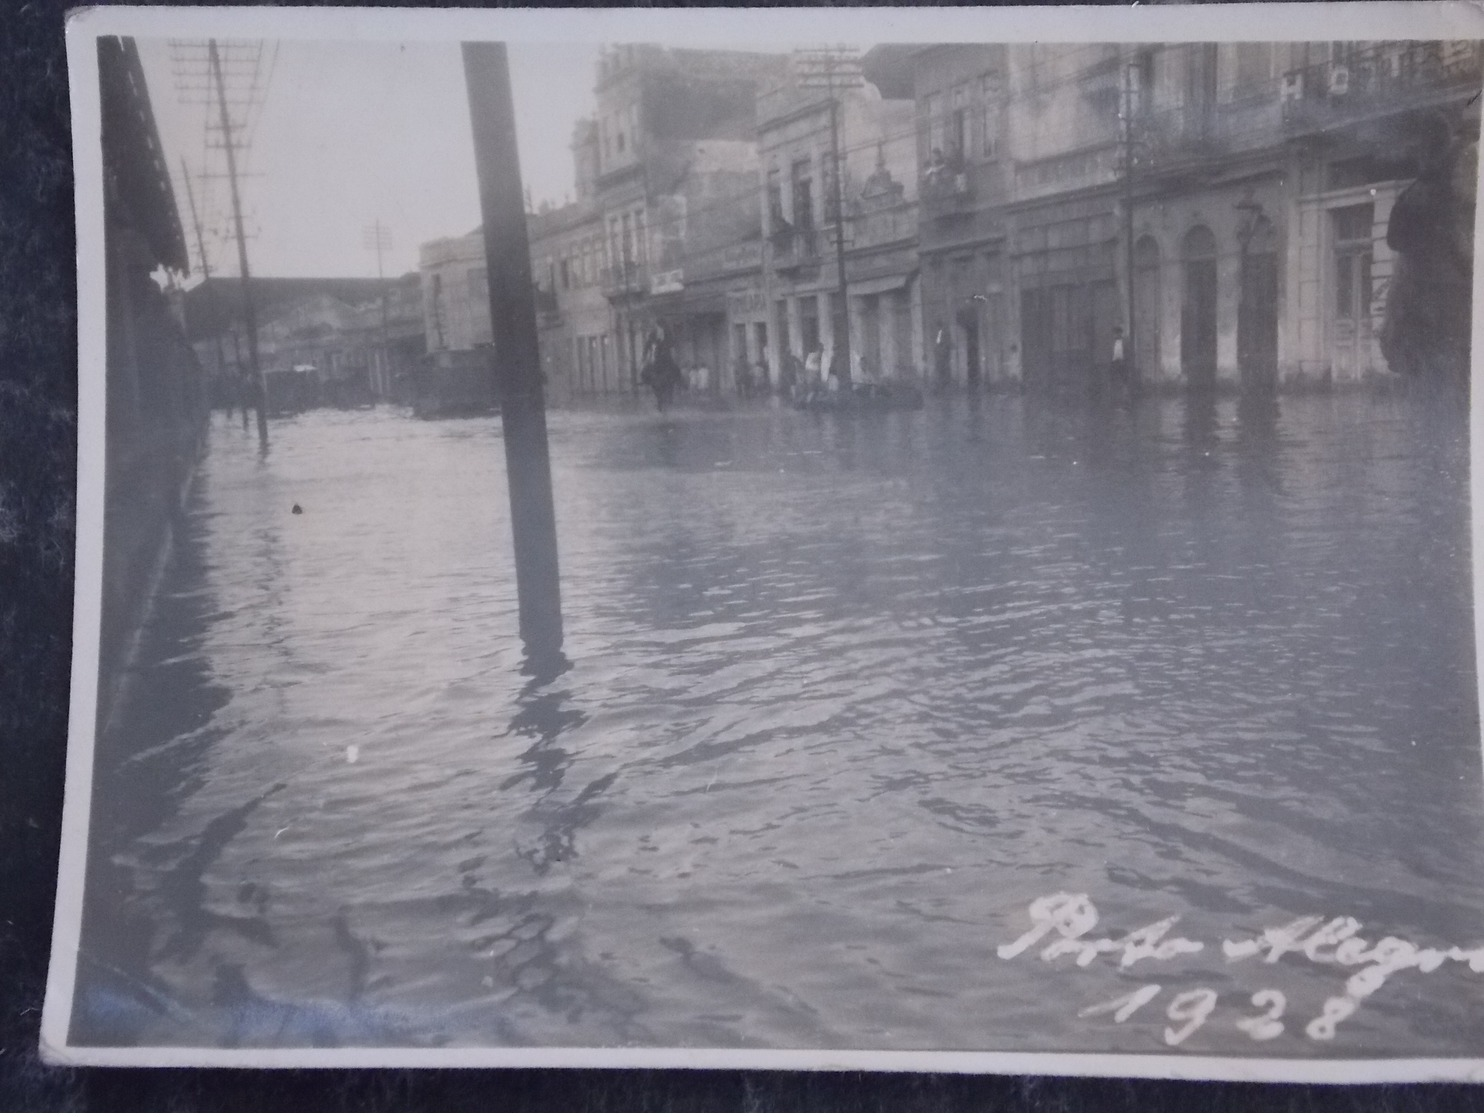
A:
[589,44,785,392]
[528,196,612,401]
[910,44,1017,386]
[420,45,787,401]
[423,39,1481,400]
[760,54,922,384]
[187,275,424,404]
[908,40,1480,391]
[419,230,490,355]
[1125,40,1481,387]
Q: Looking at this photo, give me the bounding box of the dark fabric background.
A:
[5,0,1484,1108]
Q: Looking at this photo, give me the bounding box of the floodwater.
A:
[73,389,1484,1058]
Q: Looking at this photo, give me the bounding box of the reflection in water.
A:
[74,393,1484,1055]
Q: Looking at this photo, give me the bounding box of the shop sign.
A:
[650,268,684,295]
[727,287,768,317]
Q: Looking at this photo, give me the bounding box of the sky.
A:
[136,40,601,280]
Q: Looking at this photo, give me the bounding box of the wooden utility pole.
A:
[209,38,268,451]
[180,157,232,421]
[1122,58,1139,379]
[794,47,862,386]
[828,91,853,385]
[462,41,564,661]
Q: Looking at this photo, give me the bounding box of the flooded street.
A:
[75,391,1484,1057]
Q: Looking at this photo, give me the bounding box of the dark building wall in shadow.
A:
[97,35,207,734]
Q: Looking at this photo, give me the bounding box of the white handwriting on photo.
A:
[997,893,1484,1047]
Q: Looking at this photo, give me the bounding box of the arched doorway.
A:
[1133,235,1161,382]
[1181,225,1218,386]
[1238,215,1279,387]
[956,302,981,385]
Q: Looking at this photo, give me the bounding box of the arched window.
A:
[1182,224,1217,262]
[1134,234,1161,270]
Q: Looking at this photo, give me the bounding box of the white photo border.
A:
[46,2,1484,1079]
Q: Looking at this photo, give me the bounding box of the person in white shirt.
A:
[1110,326,1129,395]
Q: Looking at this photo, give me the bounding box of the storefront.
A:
[1285,153,1411,385]
[726,283,771,385]
[1127,174,1287,388]
[1010,196,1119,389]
[921,246,1008,385]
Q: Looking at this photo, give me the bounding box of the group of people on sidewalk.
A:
[640,324,903,409]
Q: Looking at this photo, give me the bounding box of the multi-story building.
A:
[1000,44,1129,388]
[588,44,785,390]
[639,137,765,389]
[760,51,921,383]
[1123,40,1480,387]
[910,39,1480,390]
[420,46,786,400]
[908,44,1017,385]
[528,195,612,400]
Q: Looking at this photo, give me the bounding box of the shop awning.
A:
[683,293,729,317]
[848,272,916,298]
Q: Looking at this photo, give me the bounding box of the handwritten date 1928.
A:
[1000,892,1484,1044]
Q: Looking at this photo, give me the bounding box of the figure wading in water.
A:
[640,325,683,412]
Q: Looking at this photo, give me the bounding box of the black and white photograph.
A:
[44,5,1484,1078]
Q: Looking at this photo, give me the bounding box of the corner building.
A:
[1126,40,1480,388]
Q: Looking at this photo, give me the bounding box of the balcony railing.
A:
[600,259,648,298]
[1130,103,1262,168]
[920,167,974,219]
[1281,42,1483,133]
[848,202,916,250]
[770,225,824,268]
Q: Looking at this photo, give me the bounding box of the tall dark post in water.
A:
[462,41,564,660]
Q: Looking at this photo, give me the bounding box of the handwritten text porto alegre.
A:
[997,893,1484,1046]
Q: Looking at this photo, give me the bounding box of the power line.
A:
[169,38,276,282]
[169,37,276,448]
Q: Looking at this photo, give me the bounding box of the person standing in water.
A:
[933,319,952,391]
[641,325,683,411]
[1109,326,1130,398]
